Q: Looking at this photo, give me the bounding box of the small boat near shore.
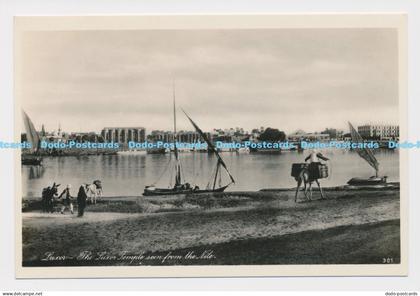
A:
[146,148,168,154]
[143,184,229,196]
[347,176,387,186]
[143,85,235,196]
[21,156,43,166]
[117,150,147,155]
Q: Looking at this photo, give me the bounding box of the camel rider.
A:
[305,149,329,163]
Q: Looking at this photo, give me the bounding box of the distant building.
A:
[177,130,210,143]
[287,131,330,142]
[147,130,211,143]
[343,133,352,141]
[40,123,68,143]
[211,127,251,142]
[357,124,399,140]
[69,132,101,143]
[101,127,146,144]
[148,130,174,142]
[321,128,344,140]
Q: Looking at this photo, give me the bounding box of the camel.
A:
[294,165,326,202]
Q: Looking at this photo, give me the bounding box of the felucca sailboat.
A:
[143,90,235,196]
[347,122,387,186]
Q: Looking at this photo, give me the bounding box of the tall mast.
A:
[173,81,177,136]
[173,81,181,186]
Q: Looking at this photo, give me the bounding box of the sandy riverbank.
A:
[22,188,400,266]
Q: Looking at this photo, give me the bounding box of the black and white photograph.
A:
[14,15,407,277]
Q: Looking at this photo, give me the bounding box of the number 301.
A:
[382,257,394,263]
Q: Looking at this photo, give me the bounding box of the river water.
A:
[22,149,399,198]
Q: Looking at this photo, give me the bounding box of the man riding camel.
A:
[294,149,330,202]
[305,149,329,166]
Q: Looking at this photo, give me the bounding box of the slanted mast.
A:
[182,109,235,187]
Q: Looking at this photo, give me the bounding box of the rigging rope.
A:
[152,156,173,187]
[168,161,174,188]
[206,161,218,189]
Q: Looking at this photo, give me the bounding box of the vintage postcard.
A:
[15,14,408,278]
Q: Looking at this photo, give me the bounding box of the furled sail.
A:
[172,84,182,186]
[182,109,235,184]
[348,122,379,176]
[22,110,40,153]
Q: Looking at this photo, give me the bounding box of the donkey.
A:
[84,180,103,204]
[41,182,60,212]
[294,166,325,203]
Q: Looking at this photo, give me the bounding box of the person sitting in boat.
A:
[177,183,190,190]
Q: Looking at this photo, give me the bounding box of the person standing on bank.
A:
[58,184,74,214]
[77,185,88,217]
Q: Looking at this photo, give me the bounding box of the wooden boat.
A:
[21,110,43,166]
[143,86,235,196]
[117,150,147,155]
[347,122,387,186]
[143,184,229,196]
[347,176,388,186]
[22,156,43,166]
[146,147,168,154]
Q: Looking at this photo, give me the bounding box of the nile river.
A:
[22,149,399,198]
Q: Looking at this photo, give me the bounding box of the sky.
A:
[19,28,399,134]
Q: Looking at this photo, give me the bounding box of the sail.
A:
[182,109,235,184]
[22,110,40,153]
[348,122,379,174]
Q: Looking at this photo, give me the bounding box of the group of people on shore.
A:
[41,180,102,217]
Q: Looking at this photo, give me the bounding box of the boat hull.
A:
[143,185,228,196]
[21,156,43,166]
[117,150,147,155]
[347,177,387,186]
[146,148,168,154]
